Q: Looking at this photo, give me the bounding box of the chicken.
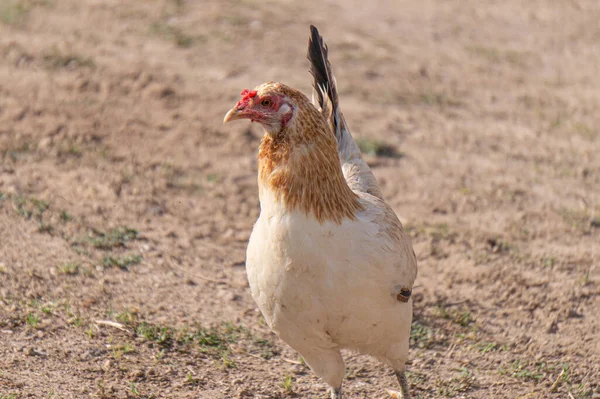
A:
[223,25,418,399]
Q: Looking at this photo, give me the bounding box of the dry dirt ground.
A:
[0,0,599,398]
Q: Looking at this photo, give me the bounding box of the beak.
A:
[223,107,246,124]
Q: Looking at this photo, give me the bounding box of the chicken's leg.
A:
[292,345,344,399]
[394,370,411,399]
[331,386,342,399]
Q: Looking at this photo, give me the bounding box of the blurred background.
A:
[0,0,598,398]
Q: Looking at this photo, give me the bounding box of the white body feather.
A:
[246,182,417,386]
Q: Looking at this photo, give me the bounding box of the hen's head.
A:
[223,82,301,134]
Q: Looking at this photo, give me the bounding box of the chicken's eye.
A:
[261,99,272,107]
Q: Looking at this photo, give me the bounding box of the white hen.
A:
[223,25,418,399]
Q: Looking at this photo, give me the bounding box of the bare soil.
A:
[0,1,599,398]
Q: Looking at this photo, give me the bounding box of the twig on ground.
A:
[550,367,565,393]
[94,320,131,333]
[281,357,303,365]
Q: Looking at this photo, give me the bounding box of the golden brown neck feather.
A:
[258,95,363,224]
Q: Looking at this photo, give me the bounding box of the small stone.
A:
[291,365,305,375]
[250,20,262,30]
[547,319,559,334]
[131,369,144,380]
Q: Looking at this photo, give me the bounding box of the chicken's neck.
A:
[258,122,363,224]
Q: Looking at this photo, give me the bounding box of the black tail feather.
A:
[306,25,384,200]
[307,25,340,137]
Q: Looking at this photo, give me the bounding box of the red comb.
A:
[240,89,257,97]
[236,89,258,109]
